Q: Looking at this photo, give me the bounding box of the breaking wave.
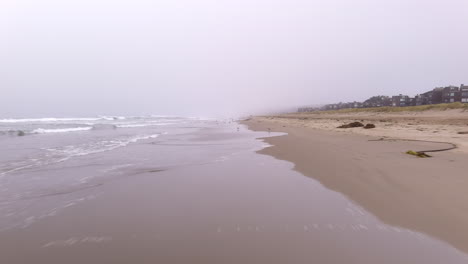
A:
[115,122,173,128]
[0,115,190,138]
[46,134,160,158]
[0,116,126,123]
[0,134,160,177]
[32,127,93,134]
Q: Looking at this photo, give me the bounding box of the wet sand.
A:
[1,122,468,263]
[243,116,468,255]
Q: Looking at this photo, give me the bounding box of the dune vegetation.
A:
[313,102,468,114]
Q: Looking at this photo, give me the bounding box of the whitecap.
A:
[116,122,173,128]
[32,127,92,134]
[0,134,160,177]
[0,118,101,123]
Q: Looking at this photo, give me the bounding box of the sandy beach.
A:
[243,109,468,254]
[261,109,468,153]
[2,117,468,263]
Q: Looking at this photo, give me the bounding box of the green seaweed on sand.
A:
[406,150,432,158]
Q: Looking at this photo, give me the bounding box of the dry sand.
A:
[243,110,468,254]
[264,109,468,153]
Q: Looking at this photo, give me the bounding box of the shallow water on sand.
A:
[0,118,467,263]
[0,116,234,231]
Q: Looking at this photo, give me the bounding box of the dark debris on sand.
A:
[337,122,376,129]
[337,122,364,128]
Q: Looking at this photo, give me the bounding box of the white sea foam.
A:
[116,124,154,128]
[0,116,128,123]
[98,116,126,121]
[0,134,160,177]
[0,118,101,123]
[47,134,160,158]
[42,236,112,248]
[128,134,159,143]
[116,122,173,128]
[32,127,92,134]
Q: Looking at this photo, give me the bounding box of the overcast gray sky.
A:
[1,0,467,118]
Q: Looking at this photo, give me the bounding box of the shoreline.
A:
[242,115,468,254]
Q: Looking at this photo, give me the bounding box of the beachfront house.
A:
[416,89,441,105]
[336,102,347,109]
[363,96,392,108]
[298,107,317,112]
[352,102,364,108]
[342,102,353,109]
[415,88,442,105]
[315,83,465,113]
[461,84,468,103]
[323,104,338,110]
[391,94,411,107]
[428,88,444,105]
[339,101,364,109]
[442,86,461,103]
[414,94,426,106]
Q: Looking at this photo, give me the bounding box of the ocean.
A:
[0,116,270,232]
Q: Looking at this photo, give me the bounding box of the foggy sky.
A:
[1,0,468,118]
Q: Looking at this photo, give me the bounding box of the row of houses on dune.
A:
[298,84,468,112]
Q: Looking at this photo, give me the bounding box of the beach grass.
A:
[313,102,468,114]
